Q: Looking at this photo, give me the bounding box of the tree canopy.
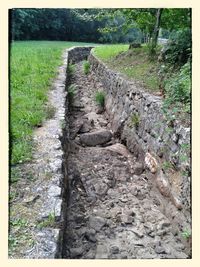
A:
[10,8,191,45]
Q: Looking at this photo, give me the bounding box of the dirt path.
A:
[62,62,190,259]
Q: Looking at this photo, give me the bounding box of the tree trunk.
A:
[152,8,163,47]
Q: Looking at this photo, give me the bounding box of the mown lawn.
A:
[10,41,96,169]
[94,44,160,92]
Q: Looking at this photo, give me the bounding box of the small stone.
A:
[110,245,119,254]
[85,229,96,243]
[94,182,108,196]
[171,194,182,210]
[133,162,144,175]
[78,121,91,134]
[89,216,106,231]
[159,220,171,229]
[131,228,144,238]
[130,186,138,196]
[70,247,84,258]
[157,229,167,236]
[120,214,134,224]
[96,105,104,114]
[156,170,171,197]
[155,246,166,254]
[95,244,108,259]
[119,197,128,203]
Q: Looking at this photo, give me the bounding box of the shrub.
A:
[164,61,191,107]
[83,60,90,75]
[162,28,191,67]
[95,91,105,107]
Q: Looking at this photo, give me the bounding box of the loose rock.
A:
[80,129,112,146]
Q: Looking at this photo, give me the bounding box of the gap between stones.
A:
[58,49,191,259]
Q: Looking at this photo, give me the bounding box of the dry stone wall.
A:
[67,46,94,64]
[88,51,191,212]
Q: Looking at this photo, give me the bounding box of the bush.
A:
[95,91,105,107]
[164,61,191,107]
[162,28,191,67]
[83,60,90,75]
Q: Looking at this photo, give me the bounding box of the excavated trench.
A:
[60,58,191,259]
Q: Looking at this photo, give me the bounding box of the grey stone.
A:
[155,246,166,254]
[157,229,167,236]
[120,214,134,224]
[159,220,171,229]
[133,162,144,175]
[89,216,106,231]
[80,129,112,146]
[78,121,92,134]
[95,244,108,259]
[156,170,171,197]
[131,227,144,238]
[47,185,61,197]
[110,245,119,254]
[94,182,108,196]
[85,229,96,243]
[70,247,84,258]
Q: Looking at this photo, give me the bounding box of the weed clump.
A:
[68,84,76,105]
[68,63,75,78]
[37,212,56,229]
[83,60,90,75]
[95,91,105,107]
[130,113,140,129]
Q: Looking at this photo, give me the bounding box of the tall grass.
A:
[10,41,95,166]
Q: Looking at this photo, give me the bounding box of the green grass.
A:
[94,44,160,92]
[94,44,129,61]
[10,41,95,166]
[83,60,90,75]
[95,91,105,107]
[37,212,56,229]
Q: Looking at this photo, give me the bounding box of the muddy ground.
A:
[62,62,191,259]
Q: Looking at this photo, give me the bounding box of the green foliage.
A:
[9,218,31,253]
[68,84,76,103]
[10,9,103,43]
[83,60,90,75]
[130,114,140,128]
[181,229,191,240]
[164,61,191,106]
[37,212,56,229]
[163,28,191,66]
[95,91,105,107]
[68,63,76,77]
[162,161,174,171]
[10,167,21,183]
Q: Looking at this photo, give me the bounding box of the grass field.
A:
[94,44,160,92]
[10,41,96,169]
